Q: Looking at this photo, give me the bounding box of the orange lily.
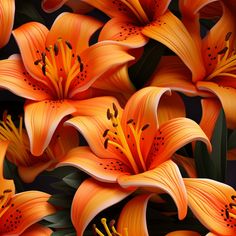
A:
[0,0,15,48]
[21,224,53,236]
[0,113,79,183]
[0,140,56,235]
[80,0,205,82]
[0,12,134,156]
[183,178,236,236]
[41,0,93,14]
[57,86,211,235]
[150,2,236,129]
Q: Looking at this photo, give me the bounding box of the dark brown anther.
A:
[42,64,46,76]
[41,52,46,64]
[113,123,118,127]
[225,32,232,41]
[231,195,236,201]
[107,109,111,120]
[112,103,118,118]
[65,41,72,50]
[3,189,12,193]
[104,138,109,149]
[229,203,236,208]
[225,209,229,219]
[54,44,59,56]
[127,119,134,124]
[103,129,109,137]
[141,124,150,131]
[80,63,84,72]
[45,47,50,52]
[218,47,228,55]
[34,59,41,65]
[77,55,81,63]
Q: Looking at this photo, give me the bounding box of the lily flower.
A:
[0,0,15,49]
[150,2,236,129]
[57,87,211,235]
[183,178,236,236]
[0,12,134,156]
[21,224,53,236]
[41,0,93,14]
[0,113,79,183]
[0,140,56,235]
[80,0,205,82]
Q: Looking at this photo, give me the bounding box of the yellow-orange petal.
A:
[68,42,134,97]
[0,191,56,235]
[117,194,153,235]
[0,0,15,48]
[121,86,171,163]
[199,98,221,140]
[24,100,76,156]
[0,57,52,100]
[197,81,236,129]
[99,18,148,48]
[184,178,236,235]
[46,12,103,55]
[150,56,211,97]
[148,117,211,169]
[92,64,136,101]
[172,154,197,178]
[21,224,53,236]
[118,160,188,220]
[57,146,130,182]
[157,91,186,126]
[71,178,134,236]
[12,22,49,80]
[165,230,201,236]
[142,11,206,82]
[0,140,15,195]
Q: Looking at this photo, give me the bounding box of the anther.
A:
[54,44,59,56]
[225,32,232,41]
[65,41,72,50]
[127,119,134,124]
[112,103,118,118]
[42,64,46,76]
[34,59,41,65]
[226,209,230,219]
[218,47,228,55]
[45,47,50,52]
[109,219,115,228]
[41,52,46,64]
[103,129,109,137]
[3,189,12,193]
[104,138,109,149]
[80,63,84,72]
[229,203,236,208]
[141,124,150,131]
[77,55,82,63]
[231,196,236,201]
[107,109,112,120]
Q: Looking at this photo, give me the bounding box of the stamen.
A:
[141,124,149,131]
[225,32,232,41]
[65,41,72,50]
[126,119,134,124]
[54,43,59,56]
[218,47,228,55]
[112,103,118,118]
[34,59,42,65]
[104,138,109,149]
[103,129,110,137]
[107,109,112,120]
[101,218,113,236]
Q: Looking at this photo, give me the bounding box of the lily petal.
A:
[184,178,236,236]
[0,0,15,48]
[142,11,206,82]
[69,42,134,97]
[157,91,186,126]
[118,160,188,220]
[46,12,103,54]
[13,22,49,80]
[41,0,67,12]
[199,98,221,140]
[197,81,236,129]
[21,224,53,236]
[148,117,211,169]
[122,86,171,162]
[71,178,134,236]
[99,19,148,48]
[0,140,15,195]
[0,57,52,100]
[165,230,201,236]
[0,191,55,235]
[24,100,76,156]
[65,0,93,14]
[117,194,153,235]
[57,146,130,182]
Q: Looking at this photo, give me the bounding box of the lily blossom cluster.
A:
[0,0,235,235]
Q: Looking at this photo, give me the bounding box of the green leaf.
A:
[128,39,165,89]
[44,166,79,180]
[48,194,73,208]
[44,211,73,228]
[228,129,236,150]
[194,109,227,181]
[50,181,75,192]
[52,230,76,236]
[63,172,81,189]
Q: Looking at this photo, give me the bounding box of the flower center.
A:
[93,218,128,236]
[220,195,236,228]
[34,38,85,99]
[206,32,236,80]
[103,103,149,174]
